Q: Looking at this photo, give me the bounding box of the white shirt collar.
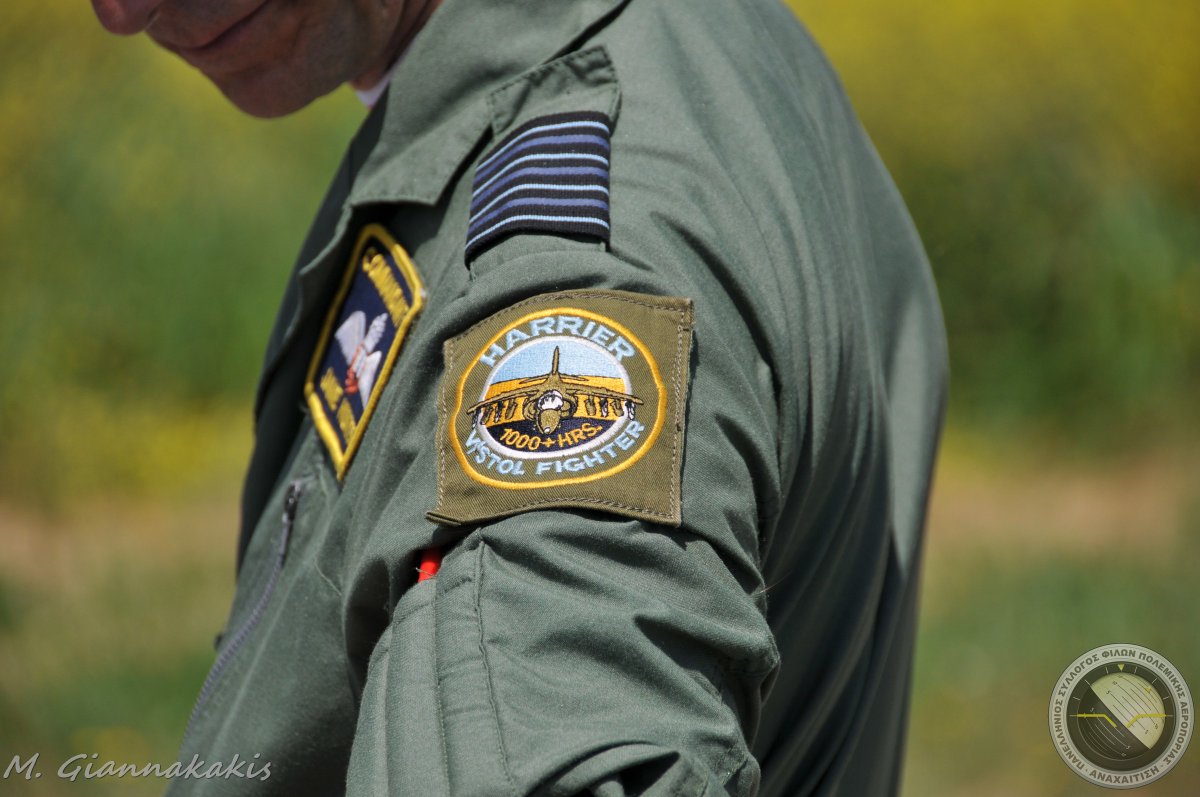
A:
[354,59,401,108]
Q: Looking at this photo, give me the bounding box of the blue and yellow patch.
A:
[456,313,657,487]
[304,224,424,479]
[428,290,694,528]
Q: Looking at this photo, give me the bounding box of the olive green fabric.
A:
[172,0,947,795]
[429,289,693,527]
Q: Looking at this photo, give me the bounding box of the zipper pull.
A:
[279,479,305,565]
[184,476,307,743]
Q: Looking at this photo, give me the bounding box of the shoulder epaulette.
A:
[465,111,612,260]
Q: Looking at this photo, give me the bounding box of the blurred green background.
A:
[1,0,1197,794]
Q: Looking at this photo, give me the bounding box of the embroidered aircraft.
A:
[466,347,643,435]
[335,311,388,403]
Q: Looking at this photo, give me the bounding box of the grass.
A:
[902,436,1200,796]
[2,1,1198,794]
[2,430,1198,795]
[908,552,1200,795]
[0,483,236,796]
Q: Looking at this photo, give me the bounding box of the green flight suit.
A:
[170,0,947,795]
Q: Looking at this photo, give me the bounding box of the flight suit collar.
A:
[243,0,630,549]
[259,0,633,398]
[260,0,631,415]
[348,0,629,207]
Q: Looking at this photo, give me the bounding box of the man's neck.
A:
[349,0,443,94]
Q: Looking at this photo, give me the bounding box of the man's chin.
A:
[208,71,333,119]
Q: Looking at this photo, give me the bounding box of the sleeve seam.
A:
[472,540,520,797]
[431,581,453,794]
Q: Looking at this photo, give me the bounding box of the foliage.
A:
[907,534,1200,796]
[0,1,359,504]
[1,7,1197,796]
[0,1,1196,498]
[792,0,1200,442]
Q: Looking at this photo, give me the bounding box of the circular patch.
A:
[1048,643,1193,789]
[451,307,665,488]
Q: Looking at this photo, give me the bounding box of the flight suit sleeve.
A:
[344,246,783,795]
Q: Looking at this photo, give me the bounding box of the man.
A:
[91,0,947,794]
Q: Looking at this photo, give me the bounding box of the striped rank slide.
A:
[465,111,612,261]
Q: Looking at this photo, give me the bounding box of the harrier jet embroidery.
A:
[467,347,643,435]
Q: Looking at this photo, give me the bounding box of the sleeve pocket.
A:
[346,581,450,796]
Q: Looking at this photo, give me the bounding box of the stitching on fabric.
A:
[437,291,691,522]
[312,565,343,598]
[431,577,452,794]
[688,659,754,786]
[470,289,677,319]
[666,305,691,517]
[358,627,394,794]
[472,542,519,796]
[487,46,617,115]
[603,56,622,121]
[436,338,454,509]
[486,495,672,521]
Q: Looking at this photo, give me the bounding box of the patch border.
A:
[430,290,693,528]
[303,223,424,481]
[450,306,667,490]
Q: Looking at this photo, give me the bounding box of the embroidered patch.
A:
[428,290,693,527]
[305,224,424,480]
[464,111,612,261]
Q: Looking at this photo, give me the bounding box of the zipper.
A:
[182,478,304,742]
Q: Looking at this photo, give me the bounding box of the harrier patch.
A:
[428,290,692,527]
[305,224,424,480]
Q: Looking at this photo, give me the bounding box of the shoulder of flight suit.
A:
[332,16,795,796]
[193,1,944,795]
[582,6,949,795]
